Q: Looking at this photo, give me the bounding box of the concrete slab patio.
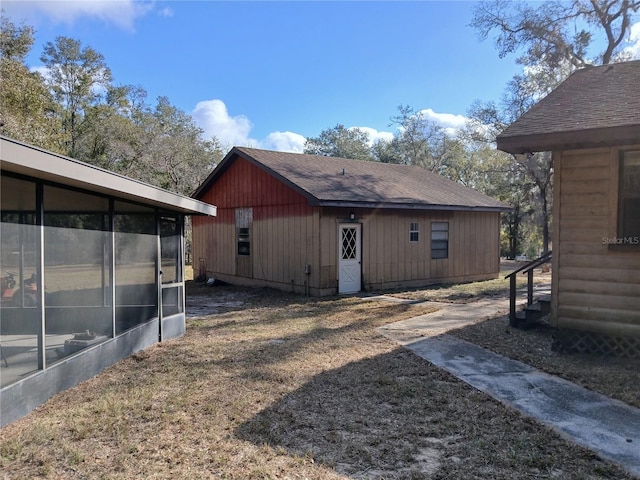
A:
[377,298,640,478]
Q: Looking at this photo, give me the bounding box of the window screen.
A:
[431,222,449,259]
[409,222,419,242]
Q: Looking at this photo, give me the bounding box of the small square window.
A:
[409,222,419,242]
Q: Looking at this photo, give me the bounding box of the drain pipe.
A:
[303,264,311,296]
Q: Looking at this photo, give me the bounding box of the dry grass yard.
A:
[1,272,638,479]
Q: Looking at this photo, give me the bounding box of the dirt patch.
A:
[0,283,636,479]
[186,284,254,317]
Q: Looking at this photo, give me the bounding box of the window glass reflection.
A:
[1,176,39,387]
[160,217,180,285]
[162,286,183,318]
[43,186,111,364]
[115,204,157,334]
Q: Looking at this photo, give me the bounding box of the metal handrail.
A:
[505,250,552,280]
[506,251,552,326]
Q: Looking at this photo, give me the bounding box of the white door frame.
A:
[338,223,361,294]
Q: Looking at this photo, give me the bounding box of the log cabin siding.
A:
[553,147,640,336]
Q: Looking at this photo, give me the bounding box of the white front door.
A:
[338,224,361,294]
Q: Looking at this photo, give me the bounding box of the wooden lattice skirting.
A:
[552,328,640,359]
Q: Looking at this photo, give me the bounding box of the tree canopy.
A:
[1,21,223,198]
[471,0,640,69]
[304,124,373,161]
[0,17,60,149]
[469,0,640,255]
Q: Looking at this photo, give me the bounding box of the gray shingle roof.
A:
[498,60,640,154]
[194,147,510,212]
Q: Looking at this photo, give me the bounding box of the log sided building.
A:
[497,60,640,356]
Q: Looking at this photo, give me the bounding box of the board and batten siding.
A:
[319,208,500,292]
[192,156,323,294]
[552,147,640,337]
[193,155,502,295]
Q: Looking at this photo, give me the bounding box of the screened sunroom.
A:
[0,136,216,426]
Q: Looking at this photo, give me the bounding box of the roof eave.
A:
[497,125,640,154]
[1,136,217,216]
[317,200,512,213]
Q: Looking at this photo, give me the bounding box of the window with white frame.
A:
[431,222,449,259]
[409,222,419,242]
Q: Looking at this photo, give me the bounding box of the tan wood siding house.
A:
[193,147,509,296]
[497,60,640,354]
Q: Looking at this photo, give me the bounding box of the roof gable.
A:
[498,60,640,154]
[194,147,510,212]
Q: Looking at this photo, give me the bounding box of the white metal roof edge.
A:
[0,136,216,216]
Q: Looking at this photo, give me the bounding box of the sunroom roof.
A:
[0,136,217,216]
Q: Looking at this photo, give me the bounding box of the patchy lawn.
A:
[0,281,636,479]
[385,263,551,304]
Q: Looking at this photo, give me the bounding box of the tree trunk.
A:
[509,206,520,259]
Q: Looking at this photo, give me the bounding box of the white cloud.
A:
[192,99,309,152]
[418,108,468,132]
[351,126,394,146]
[2,0,153,31]
[624,21,640,60]
[192,99,255,147]
[190,99,474,154]
[262,131,306,153]
[158,6,174,18]
[30,66,50,79]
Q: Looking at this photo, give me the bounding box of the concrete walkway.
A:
[375,295,640,478]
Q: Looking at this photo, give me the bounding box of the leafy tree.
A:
[0,13,34,60]
[471,0,640,69]
[439,138,479,188]
[465,100,543,258]
[0,16,60,149]
[387,105,446,171]
[370,137,402,164]
[2,20,221,204]
[145,96,223,195]
[75,84,145,173]
[77,90,223,196]
[40,36,112,156]
[471,79,553,256]
[304,124,373,160]
[470,0,640,255]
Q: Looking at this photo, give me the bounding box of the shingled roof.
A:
[193,147,510,212]
[497,60,640,154]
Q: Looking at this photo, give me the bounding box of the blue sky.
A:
[5,1,639,152]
